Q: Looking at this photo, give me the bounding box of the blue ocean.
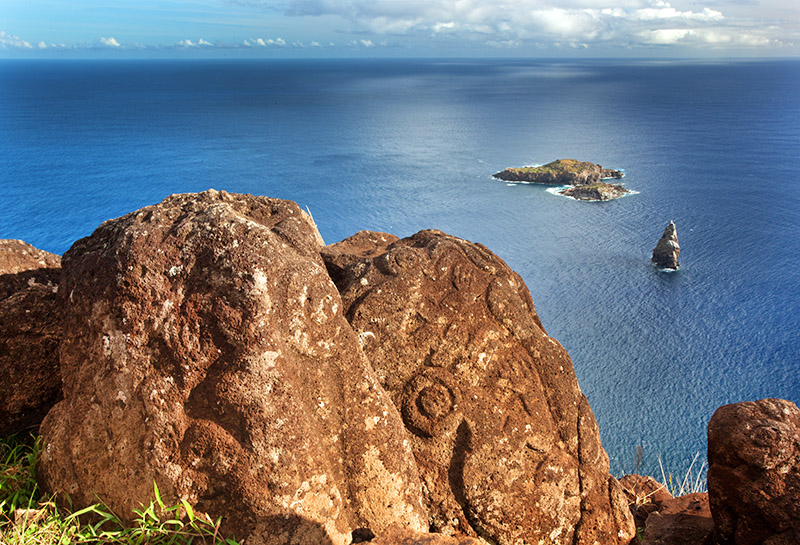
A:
[2,58,798,477]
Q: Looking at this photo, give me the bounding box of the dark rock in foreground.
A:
[324,229,635,545]
[0,240,62,436]
[707,399,800,545]
[369,524,483,544]
[652,221,680,270]
[493,159,623,185]
[559,182,632,201]
[38,190,428,544]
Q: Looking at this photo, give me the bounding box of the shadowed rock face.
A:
[38,191,427,544]
[369,524,484,545]
[652,222,680,270]
[0,240,62,435]
[323,229,635,545]
[707,399,800,545]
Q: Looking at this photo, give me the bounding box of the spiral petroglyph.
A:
[401,368,462,438]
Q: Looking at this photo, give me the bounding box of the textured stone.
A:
[324,229,635,545]
[652,221,680,270]
[368,524,483,545]
[619,474,673,530]
[640,493,713,545]
[707,398,800,545]
[38,191,427,544]
[322,230,398,288]
[0,240,62,435]
[0,239,61,276]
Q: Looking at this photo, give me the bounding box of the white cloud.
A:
[246,37,287,47]
[99,36,121,47]
[175,38,214,47]
[0,30,33,49]
[486,39,521,48]
[278,0,791,50]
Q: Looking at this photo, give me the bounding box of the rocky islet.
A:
[492,159,633,201]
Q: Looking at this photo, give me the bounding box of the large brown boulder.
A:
[38,190,428,544]
[707,399,800,545]
[323,229,635,545]
[0,240,62,435]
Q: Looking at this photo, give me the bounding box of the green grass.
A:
[1,435,239,545]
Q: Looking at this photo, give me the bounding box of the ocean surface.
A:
[2,58,798,478]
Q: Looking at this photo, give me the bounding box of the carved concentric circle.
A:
[401,368,462,438]
[376,247,419,276]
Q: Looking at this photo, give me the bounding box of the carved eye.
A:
[401,368,462,438]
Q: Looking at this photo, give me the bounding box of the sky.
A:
[1,0,798,58]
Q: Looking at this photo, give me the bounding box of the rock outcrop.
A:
[559,183,631,201]
[493,159,623,185]
[323,229,635,545]
[640,493,713,545]
[38,190,428,544]
[652,221,680,270]
[0,240,62,436]
[619,474,673,530]
[0,239,61,275]
[707,398,800,545]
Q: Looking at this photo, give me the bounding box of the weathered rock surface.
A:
[324,229,635,545]
[640,493,713,545]
[38,190,428,544]
[619,474,673,529]
[368,524,483,545]
[652,221,680,270]
[322,230,399,288]
[493,159,623,185]
[707,398,800,545]
[0,240,62,435]
[559,182,631,201]
[0,239,61,275]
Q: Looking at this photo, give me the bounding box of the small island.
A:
[493,159,632,201]
[560,182,630,201]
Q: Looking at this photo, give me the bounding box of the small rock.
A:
[619,474,673,529]
[640,493,714,545]
[652,221,680,270]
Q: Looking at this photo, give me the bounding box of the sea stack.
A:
[652,221,680,270]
